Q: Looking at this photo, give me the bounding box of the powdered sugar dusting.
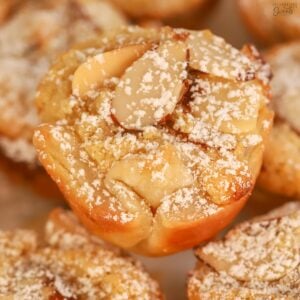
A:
[0,209,161,299]
[33,26,271,249]
[188,202,300,298]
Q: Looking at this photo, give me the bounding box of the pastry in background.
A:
[258,42,300,198]
[110,0,218,29]
[33,26,273,255]
[188,201,300,299]
[110,0,208,19]
[237,0,300,45]
[0,0,22,24]
[0,208,162,299]
[0,0,127,198]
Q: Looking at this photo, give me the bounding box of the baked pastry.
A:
[0,207,162,299]
[237,0,300,44]
[110,0,210,20]
[188,201,300,299]
[0,0,126,196]
[0,0,22,24]
[33,26,273,255]
[258,42,300,198]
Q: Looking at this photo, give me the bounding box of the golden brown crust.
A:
[0,208,162,299]
[258,42,300,197]
[237,0,300,45]
[34,26,272,255]
[188,202,300,299]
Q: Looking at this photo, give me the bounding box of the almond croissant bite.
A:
[188,202,300,299]
[258,42,300,198]
[0,208,162,299]
[33,26,273,255]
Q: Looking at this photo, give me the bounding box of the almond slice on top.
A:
[188,30,255,81]
[104,144,193,208]
[189,75,264,134]
[112,40,188,130]
[72,43,152,98]
[197,213,300,282]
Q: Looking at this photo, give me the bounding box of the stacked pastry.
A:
[0,0,126,196]
[1,2,300,299]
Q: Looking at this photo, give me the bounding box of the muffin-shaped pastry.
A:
[33,26,273,255]
[188,201,300,299]
[258,42,300,198]
[110,0,209,20]
[0,0,126,196]
[0,208,162,299]
[237,0,300,45]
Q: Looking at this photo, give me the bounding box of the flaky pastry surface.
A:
[0,0,126,165]
[188,202,300,299]
[34,26,273,255]
[0,208,162,299]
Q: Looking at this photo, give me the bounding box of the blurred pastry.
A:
[0,0,126,197]
[0,207,162,299]
[258,42,300,198]
[110,0,210,20]
[0,0,22,24]
[188,201,300,299]
[237,0,300,44]
[0,170,58,230]
[33,26,273,255]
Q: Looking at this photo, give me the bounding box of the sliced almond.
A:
[187,30,254,81]
[197,215,300,282]
[189,75,263,134]
[72,44,151,97]
[104,144,193,208]
[112,40,188,130]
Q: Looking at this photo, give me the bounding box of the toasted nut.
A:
[197,214,300,282]
[112,40,188,130]
[189,75,264,134]
[72,44,151,97]
[188,30,254,81]
[104,144,193,208]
